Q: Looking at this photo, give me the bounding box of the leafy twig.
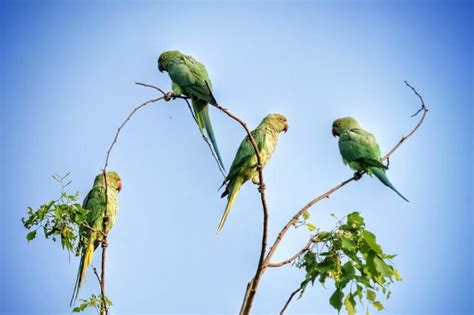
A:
[269,81,428,314]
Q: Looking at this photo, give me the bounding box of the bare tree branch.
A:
[271,81,429,314]
[135,82,227,180]
[104,96,165,171]
[280,287,302,315]
[99,93,165,314]
[267,236,315,268]
[93,267,101,284]
[204,100,269,315]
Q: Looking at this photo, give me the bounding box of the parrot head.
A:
[94,171,122,192]
[158,50,182,72]
[262,113,289,133]
[332,117,360,137]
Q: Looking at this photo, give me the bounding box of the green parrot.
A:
[332,117,408,202]
[70,171,122,305]
[158,50,225,170]
[218,113,289,233]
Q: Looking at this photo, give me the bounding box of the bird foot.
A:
[353,171,363,181]
[258,183,266,193]
[164,92,174,101]
[101,240,108,248]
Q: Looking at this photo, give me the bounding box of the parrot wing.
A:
[71,185,106,306]
[339,128,386,169]
[167,56,213,103]
[225,128,266,185]
[79,186,107,239]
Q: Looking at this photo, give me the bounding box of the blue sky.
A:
[1,1,472,314]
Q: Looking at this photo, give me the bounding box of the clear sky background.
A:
[1,1,472,314]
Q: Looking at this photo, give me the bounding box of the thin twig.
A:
[104,96,164,170]
[280,287,302,315]
[93,267,101,284]
[135,82,167,96]
[264,81,428,268]
[271,81,428,313]
[135,82,227,180]
[267,236,315,268]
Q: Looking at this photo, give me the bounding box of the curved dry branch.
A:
[280,287,302,315]
[206,101,269,315]
[129,83,270,315]
[267,236,315,268]
[104,96,165,170]
[99,93,165,314]
[272,81,428,315]
[264,81,428,268]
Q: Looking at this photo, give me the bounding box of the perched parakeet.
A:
[158,50,225,170]
[332,117,408,202]
[70,171,122,305]
[218,113,289,233]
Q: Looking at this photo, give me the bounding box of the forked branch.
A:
[275,81,429,314]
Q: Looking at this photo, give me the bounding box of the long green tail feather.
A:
[70,236,95,306]
[217,177,244,233]
[192,98,226,171]
[370,167,409,202]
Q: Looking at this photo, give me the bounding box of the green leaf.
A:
[306,223,316,231]
[374,255,392,277]
[342,261,356,276]
[373,301,384,310]
[26,230,37,241]
[367,289,376,302]
[355,284,363,302]
[317,231,330,241]
[366,250,378,276]
[344,293,356,315]
[361,230,382,255]
[329,289,344,311]
[302,210,310,220]
[318,257,336,272]
[347,212,365,228]
[341,235,356,252]
[392,267,402,281]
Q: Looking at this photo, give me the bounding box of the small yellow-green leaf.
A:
[302,210,310,220]
[306,223,316,231]
[344,294,356,315]
[367,289,376,302]
[373,301,384,310]
[392,268,402,281]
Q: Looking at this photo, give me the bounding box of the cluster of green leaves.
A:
[21,173,87,253]
[296,212,401,314]
[72,294,112,313]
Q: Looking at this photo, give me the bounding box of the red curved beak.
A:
[283,123,289,133]
[117,182,123,192]
[332,128,338,137]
